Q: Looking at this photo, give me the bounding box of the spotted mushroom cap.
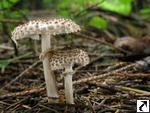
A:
[11,18,81,44]
[41,48,89,70]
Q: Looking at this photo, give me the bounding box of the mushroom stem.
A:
[64,68,74,104]
[41,34,59,100]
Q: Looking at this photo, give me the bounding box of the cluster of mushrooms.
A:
[11,18,90,104]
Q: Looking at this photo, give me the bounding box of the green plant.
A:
[99,0,132,15]
[0,0,28,33]
[89,16,108,29]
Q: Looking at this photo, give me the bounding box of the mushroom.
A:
[11,18,81,102]
[40,48,90,104]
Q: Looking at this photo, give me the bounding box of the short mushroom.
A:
[11,18,81,102]
[40,48,90,104]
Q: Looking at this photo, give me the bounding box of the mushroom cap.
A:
[41,48,89,70]
[11,18,81,44]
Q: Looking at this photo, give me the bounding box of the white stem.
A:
[64,70,74,104]
[41,34,59,99]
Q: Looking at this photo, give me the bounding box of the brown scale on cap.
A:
[11,18,81,44]
[40,48,89,71]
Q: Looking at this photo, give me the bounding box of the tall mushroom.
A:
[11,18,81,101]
[40,48,90,104]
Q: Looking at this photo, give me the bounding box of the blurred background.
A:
[0,0,150,68]
[0,0,150,52]
[0,0,149,54]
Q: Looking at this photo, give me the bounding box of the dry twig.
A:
[0,60,41,91]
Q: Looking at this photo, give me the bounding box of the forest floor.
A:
[0,32,150,113]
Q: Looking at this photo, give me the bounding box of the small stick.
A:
[111,72,150,78]
[0,87,45,99]
[74,63,135,84]
[114,109,120,113]
[134,93,150,97]
[0,45,13,50]
[38,104,59,113]
[85,98,96,113]
[114,86,150,95]
[0,60,41,91]
[6,98,27,110]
